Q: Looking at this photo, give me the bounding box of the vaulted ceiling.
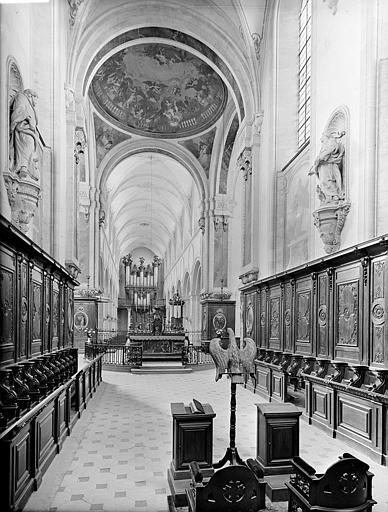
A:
[77,0,267,261]
[105,152,196,256]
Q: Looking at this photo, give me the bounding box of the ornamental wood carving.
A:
[371,259,385,364]
[19,260,28,358]
[0,268,14,345]
[270,297,280,340]
[318,274,328,355]
[260,288,266,347]
[296,291,310,342]
[337,282,358,346]
[32,282,42,341]
[284,283,292,350]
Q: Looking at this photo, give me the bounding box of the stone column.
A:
[52,0,68,264]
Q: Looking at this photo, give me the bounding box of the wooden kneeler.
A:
[186,459,266,512]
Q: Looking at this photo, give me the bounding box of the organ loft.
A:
[0,1,387,511]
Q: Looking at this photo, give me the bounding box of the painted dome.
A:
[90,43,227,138]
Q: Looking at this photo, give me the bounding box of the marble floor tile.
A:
[24,367,388,512]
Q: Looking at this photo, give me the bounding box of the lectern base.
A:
[264,474,290,501]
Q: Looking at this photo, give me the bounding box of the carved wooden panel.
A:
[269,285,281,349]
[63,285,69,346]
[259,287,267,348]
[256,363,270,395]
[283,282,293,352]
[32,281,42,349]
[13,428,32,502]
[334,264,362,362]
[43,272,51,352]
[0,267,15,347]
[370,256,386,366]
[309,383,333,431]
[18,257,29,359]
[337,282,358,346]
[245,292,255,341]
[317,273,329,357]
[52,282,60,349]
[59,283,65,348]
[36,403,57,473]
[295,278,312,354]
[337,395,373,441]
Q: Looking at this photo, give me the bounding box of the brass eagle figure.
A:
[209,327,256,384]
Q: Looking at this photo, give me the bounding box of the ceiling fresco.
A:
[85,27,244,121]
[90,43,228,138]
[94,114,131,167]
[219,114,239,194]
[178,127,216,177]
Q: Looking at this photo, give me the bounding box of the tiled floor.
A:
[25,365,388,512]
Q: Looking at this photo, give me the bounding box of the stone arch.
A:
[97,138,209,204]
[69,4,256,122]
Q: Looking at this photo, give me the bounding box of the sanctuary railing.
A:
[84,343,142,367]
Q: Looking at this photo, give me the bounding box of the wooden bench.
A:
[285,453,376,511]
[186,460,266,512]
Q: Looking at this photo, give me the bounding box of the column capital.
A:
[237,147,252,180]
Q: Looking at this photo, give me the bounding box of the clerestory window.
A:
[298,0,311,147]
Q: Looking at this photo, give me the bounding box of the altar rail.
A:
[0,353,103,511]
[240,235,388,464]
[85,343,143,367]
[184,345,214,366]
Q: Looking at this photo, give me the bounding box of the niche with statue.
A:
[309,109,351,254]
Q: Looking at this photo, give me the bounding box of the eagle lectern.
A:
[209,327,256,467]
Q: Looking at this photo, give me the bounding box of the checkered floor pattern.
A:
[24,364,388,512]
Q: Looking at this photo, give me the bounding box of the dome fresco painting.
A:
[90,43,228,138]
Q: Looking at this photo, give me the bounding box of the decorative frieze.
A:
[239,268,259,284]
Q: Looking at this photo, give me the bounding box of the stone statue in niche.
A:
[309,130,345,204]
[9,89,40,181]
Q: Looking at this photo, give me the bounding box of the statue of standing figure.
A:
[9,89,40,181]
[309,130,345,204]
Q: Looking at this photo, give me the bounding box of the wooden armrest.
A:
[246,458,264,478]
[292,456,316,476]
[340,452,357,460]
[189,461,204,483]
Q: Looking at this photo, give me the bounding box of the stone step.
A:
[131,365,192,374]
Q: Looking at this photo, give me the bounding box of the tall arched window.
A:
[298,0,311,147]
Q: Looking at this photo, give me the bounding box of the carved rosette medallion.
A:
[338,472,360,494]
[74,307,89,331]
[371,300,385,324]
[318,305,327,326]
[222,480,246,503]
[212,309,226,333]
[284,308,291,326]
[313,202,350,254]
